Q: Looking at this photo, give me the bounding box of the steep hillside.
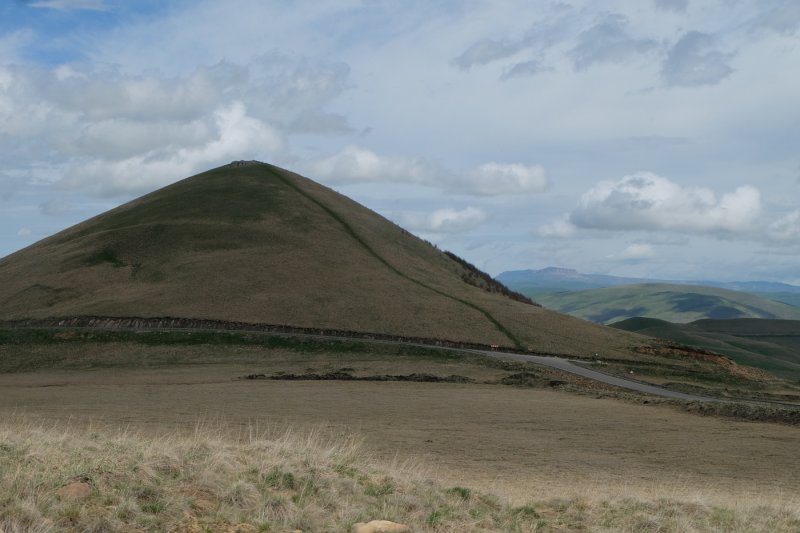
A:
[534,284,800,325]
[0,161,644,356]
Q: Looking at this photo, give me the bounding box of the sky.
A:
[1,0,799,283]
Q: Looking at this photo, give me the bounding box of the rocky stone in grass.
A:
[353,520,410,533]
[56,481,92,500]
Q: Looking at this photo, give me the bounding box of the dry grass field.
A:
[3,363,799,507]
[1,336,800,531]
[4,416,799,533]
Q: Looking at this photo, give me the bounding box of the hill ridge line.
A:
[268,165,523,349]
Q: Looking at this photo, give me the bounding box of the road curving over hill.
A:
[473,349,721,402]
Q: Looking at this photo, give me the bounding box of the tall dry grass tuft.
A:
[0,417,798,532]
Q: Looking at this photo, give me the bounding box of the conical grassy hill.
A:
[0,161,642,355]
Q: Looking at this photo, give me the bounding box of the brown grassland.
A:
[2,344,799,531]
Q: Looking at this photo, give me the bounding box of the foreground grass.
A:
[1,421,798,532]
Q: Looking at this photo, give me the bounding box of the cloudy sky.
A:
[1,0,799,283]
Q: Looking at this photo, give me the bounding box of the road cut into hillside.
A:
[476,350,718,401]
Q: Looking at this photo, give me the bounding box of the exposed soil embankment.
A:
[634,343,771,381]
[239,369,567,389]
[242,370,476,384]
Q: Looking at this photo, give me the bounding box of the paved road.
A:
[473,350,721,402]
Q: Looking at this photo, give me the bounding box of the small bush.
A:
[447,486,471,500]
[85,247,125,268]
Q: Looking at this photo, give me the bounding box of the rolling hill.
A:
[612,317,800,381]
[497,267,654,294]
[497,268,800,302]
[531,283,800,325]
[0,161,646,357]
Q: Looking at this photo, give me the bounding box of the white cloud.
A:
[304,145,436,185]
[767,210,800,242]
[0,54,348,196]
[305,147,547,197]
[536,215,578,239]
[662,31,734,87]
[401,207,488,234]
[568,172,762,234]
[618,243,656,261]
[48,66,220,122]
[428,207,488,233]
[61,101,283,196]
[462,162,547,195]
[71,118,211,160]
[16,227,32,237]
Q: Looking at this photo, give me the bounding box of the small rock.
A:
[354,520,410,533]
[56,481,92,500]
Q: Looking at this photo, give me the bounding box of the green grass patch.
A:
[84,246,125,268]
[0,327,476,373]
[447,486,472,500]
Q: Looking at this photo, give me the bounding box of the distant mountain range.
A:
[497,267,800,324]
[529,283,800,325]
[497,267,800,295]
[497,267,800,309]
[497,268,800,374]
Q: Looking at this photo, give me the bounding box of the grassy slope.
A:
[536,283,800,324]
[758,292,800,308]
[4,421,798,533]
[0,162,644,357]
[612,317,800,381]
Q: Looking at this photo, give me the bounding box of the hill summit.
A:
[0,161,641,355]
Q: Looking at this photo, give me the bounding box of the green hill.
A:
[755,292,800,308]
[612,317,800,381]
[0,161,646,357]
[535,283,800,325]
